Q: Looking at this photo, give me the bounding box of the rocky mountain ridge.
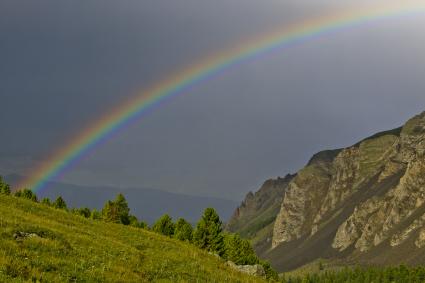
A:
[229,111,425,272]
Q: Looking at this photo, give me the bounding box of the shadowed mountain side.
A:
[5,175,237,224]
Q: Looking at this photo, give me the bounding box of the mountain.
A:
[226,174,295,251]
[0,193,265,282]
[4,176,238,224]
[229,111,425,272]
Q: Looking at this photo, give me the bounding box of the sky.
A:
[1,0,425,200]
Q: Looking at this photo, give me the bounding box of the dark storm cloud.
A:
[1,0,424,199]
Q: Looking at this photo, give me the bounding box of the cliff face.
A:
[226,174,295,250]
[232,111,425,272]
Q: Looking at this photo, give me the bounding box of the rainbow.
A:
[19,1,425,192]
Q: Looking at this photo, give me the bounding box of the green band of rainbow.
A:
[20,1,425,192]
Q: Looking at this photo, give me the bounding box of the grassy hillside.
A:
[0,194,265,282]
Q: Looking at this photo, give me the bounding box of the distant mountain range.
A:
[4,175,238,224]
[228,111,425,272]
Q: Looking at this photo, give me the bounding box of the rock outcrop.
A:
[226,261,266,277]
[226,174,295,250]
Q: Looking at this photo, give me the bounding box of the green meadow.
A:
[0,193,265,283]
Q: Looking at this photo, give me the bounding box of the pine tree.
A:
[174,218,193,242]
[102,194,130,224]
[152,214,175,237]
[193,208,224,256]
[0,184,10,195]
[102,200,119,222]
[114,193,130,225]
[53,196,67,209]
[0,176,10,195]
[223,233,258,265]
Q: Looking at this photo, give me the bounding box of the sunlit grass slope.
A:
[0,194,265,282]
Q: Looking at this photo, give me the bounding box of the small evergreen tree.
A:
[0,177,11,195]
[53,196,67,210]
[174,218,193,242]
[102,200,117,222]
[193,208,224,255]
[152,214,175,237]
[223,233,258,265]
[102,194,130,224]
[15,189,37,202]
[0,184,10,195]
[114,193,130,225]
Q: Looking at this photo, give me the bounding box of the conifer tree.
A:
[102,200,119,222]
[102,193,130,224]
[53,196,67,209]
[0,182,10,195]
[114,193,130,225]
[223,233,258,265]
[152,214,175,236]
[193,208,224,255]
[174,218,193,242]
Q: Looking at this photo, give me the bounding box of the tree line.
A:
[0,176,278,280]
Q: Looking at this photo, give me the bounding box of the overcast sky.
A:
[1,0,425,200]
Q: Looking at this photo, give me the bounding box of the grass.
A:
[0,194,266,282]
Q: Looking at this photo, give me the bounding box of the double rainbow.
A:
[19,1,425,192]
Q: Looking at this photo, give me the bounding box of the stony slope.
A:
[0,194,265,282]
[230,111,425,272]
